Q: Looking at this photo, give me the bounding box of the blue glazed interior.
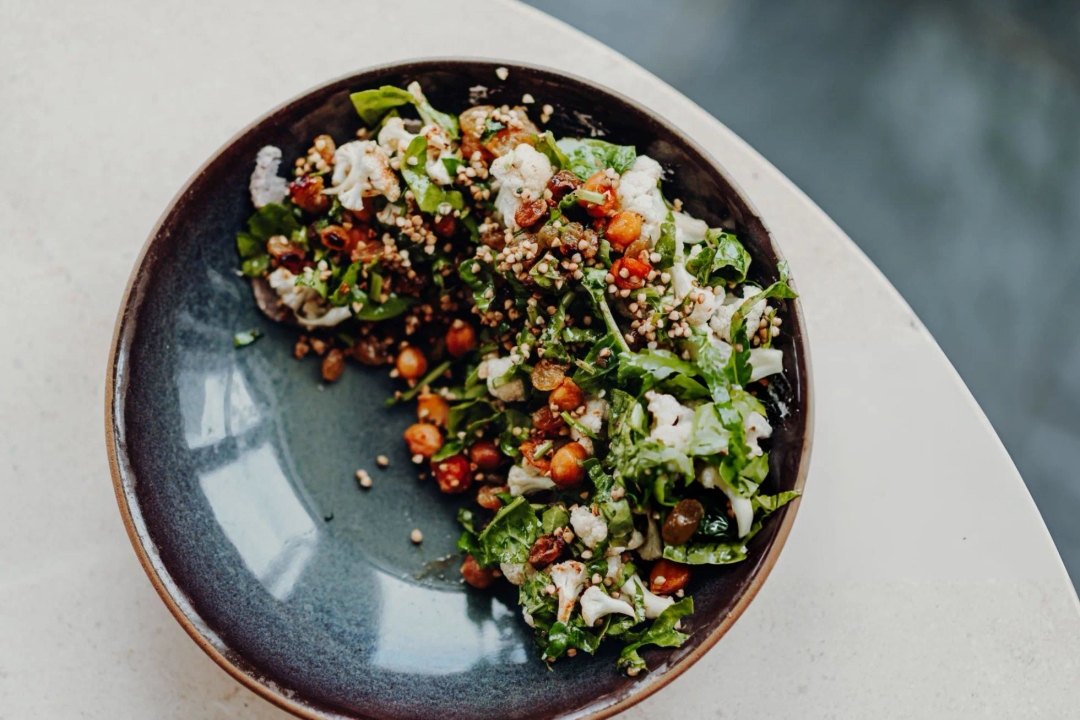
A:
[112,61,809,720]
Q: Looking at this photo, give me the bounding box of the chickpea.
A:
[403,423,443,458]
[611,256,651,290]
[395,346,428,381]
[606,211,643,250]
[549,377,584,412]
[432,454,472,494]
[649,559,691,595]
[476,484,508,511]
[461,554,497,589]
[578,171,618,217]
[416,393,449,427]
[549,441,588,488]
[469,440,504,471]
[445,320,478,358]
[320,348,345,383]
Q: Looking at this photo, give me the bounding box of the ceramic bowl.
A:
[106,59,813,720]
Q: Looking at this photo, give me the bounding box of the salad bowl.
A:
[105,59,813,720]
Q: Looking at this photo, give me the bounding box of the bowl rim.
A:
[105,57,814,720]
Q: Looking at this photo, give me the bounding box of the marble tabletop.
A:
[1,0,1078,717]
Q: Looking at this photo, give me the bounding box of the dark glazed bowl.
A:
[106,59,813,720]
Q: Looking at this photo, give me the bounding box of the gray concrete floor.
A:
[526,0,1080,585]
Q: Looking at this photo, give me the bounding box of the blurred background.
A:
[525,0,1080,586]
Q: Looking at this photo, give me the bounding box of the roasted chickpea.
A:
[403,423,443,458]
[433,454,472,494]
[578,171,618,217]
[606,211,643,250]
[549,377,584,412]
[531,405,565,434]
[528,534,567,569]
[445,319,477,358]
[461,554,497,589]
[549,441,588,488]
[416,393,450,427]
[469,440,504,471]
[611,256,651,290]
[649,559,691,595]
[395,346,428,381]
[519,439,552,474]
[320,348,345,383]
[476,484,508,511]
[662,499,705,546]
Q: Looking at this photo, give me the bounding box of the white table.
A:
[2,1,1078,717]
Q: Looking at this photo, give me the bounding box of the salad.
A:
[237,76,799,675]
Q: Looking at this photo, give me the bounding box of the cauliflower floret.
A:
[616,155,668,243]
[639,513,663,560]
[698,465,755,538]
[645,390,695,453]
[622,574,675,619]
[490,143,553,230]
[673,211,708,245]
[500,562,533,587]
[605,551,625,580]
[420,124,455,186]
[570,398,608,444]
[580,585,636,628]
[480,356,526,402]
[687,285,723,327]
[267,268,351,329]
[375,201,405,227]
[744,410,773,458]
[508,462,555,496]
[570,505,609,548]
[671,262,695,301]
[549,560,587,623]
[249,146,288,209]
[709,286,767,343]
[327,140,400,210]
[749,347,784,382]
[377,117,417,160]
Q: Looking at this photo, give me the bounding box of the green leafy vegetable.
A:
[350,85,459,138]
[402,136,465,214]
[556,138,637,180]
[544,621,601,661]
[475,496,541,566]
[616,597,694,674]
[240,255,270,277]
[534,130,570,169]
